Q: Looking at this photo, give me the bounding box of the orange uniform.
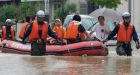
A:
[117,23,133,42]
[53,26,66,39]
[19,22,29,39]
[2,26,15,41]
[66,22,79,39]
[29,21,48,41]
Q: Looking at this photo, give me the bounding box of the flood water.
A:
[0,24,139,75]
[0,41,140,75]
[0,46,140,75]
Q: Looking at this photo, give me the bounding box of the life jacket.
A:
[19,22,29,39]
[66,21,79,39]
[117,23,133,42]
[53,26,66,39]
[29,21,48,41]
[2,26,15,41]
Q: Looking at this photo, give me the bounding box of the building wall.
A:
[0,0,11,1]
[21,0,42,2]
[66,0,87,14]
[116,0,128,13]
[131,0,140,37]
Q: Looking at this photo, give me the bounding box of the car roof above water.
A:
[66,15,94,19]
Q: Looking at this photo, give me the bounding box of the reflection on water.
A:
[0,55,140,75]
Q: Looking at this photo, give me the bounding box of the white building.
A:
[116,0,128,14]
[131,0,140,37]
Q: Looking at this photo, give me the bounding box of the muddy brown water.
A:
[0,43,140,75]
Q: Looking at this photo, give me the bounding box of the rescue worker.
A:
[90,16,111,41]
[52,19,67,44]
[19,16,31,40]
[22,10,60,56]
[2,19,15,41]
[66,15,92,44]
[104,12,140,56]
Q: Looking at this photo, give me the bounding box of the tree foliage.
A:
[0,2,44,27]
[89,0,121,9]
[0,4,18,26]
[54,3,77,22]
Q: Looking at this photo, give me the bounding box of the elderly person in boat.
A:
[49,19,67,44]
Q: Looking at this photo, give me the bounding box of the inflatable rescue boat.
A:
[0,40,108,56]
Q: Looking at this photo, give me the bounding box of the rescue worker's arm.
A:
[107,25,119,40]
[22,25,32,41]
[84,31,92,40]
[132,26,140,49]
[89,31,94,35]
[89,24,96,35]
[48,25,59,39]
[79,25,92,40]
[132,26,139,42]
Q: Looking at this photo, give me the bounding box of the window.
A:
[80,4,88,14]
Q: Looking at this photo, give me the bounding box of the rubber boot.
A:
[31,41,42,56]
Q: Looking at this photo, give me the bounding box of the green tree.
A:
[0,4,18,26]
[54,3,77,23]
[0,2,44,27]
[19,2,36,21]
[89,0,121,9]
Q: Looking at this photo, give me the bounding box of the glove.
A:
[21,40,26,44]
[56,38,62,45]
[2,43,6,48]
[136,41,140,49]
[102,39,108,44]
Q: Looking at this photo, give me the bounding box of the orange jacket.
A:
[117,23,133,42]
[2,26,15,41]
[66,22,79,39]
[29,21,48,41]
[53,26,66,39]
[19,22,29,39]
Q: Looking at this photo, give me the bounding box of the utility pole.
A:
[45,0,49,22]
[61,0,64,23]
[128,0,131,14]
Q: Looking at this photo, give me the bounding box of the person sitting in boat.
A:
[51,19,67,44]
[89,16,111,41]
[1,19,15,41]
[19,16,31,42]
[66,14,92,44]
[22,10,61,56]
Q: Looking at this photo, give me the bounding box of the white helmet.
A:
[122,12,130,17]
[36,10,45,18]
[6,19,12,23]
